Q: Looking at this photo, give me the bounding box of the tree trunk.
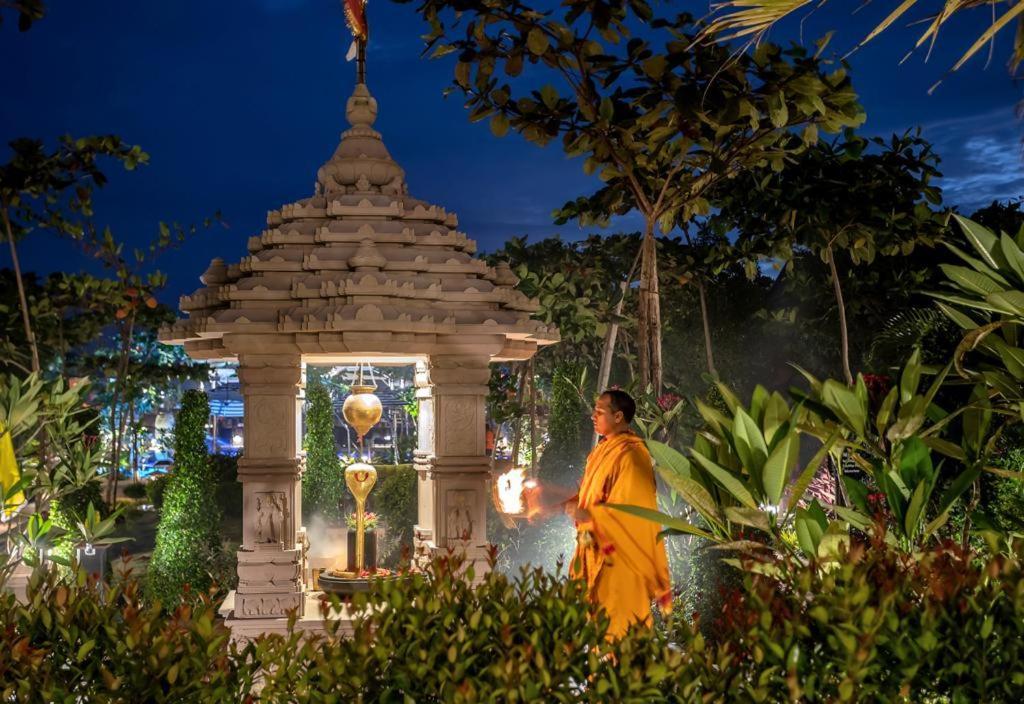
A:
[825,245,854,386]
[594,248,641,447]
[528,359,537,473]
[637,219,663,395]
[106,311,137,506]
[696,277,718,378]
[509,363,528,467]
[1,204,41,373]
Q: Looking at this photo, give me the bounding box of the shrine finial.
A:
[343,0,369,85]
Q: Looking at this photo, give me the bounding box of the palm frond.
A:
[701,0,1024,81]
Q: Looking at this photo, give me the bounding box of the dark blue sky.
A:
[2,1,1022,303]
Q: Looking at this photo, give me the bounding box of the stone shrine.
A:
[161,81,557,638]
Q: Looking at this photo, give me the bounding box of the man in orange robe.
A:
[568,389,671,639]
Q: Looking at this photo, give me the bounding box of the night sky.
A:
[2,1,1022,304]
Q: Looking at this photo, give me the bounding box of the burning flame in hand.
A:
[497,467,527,515]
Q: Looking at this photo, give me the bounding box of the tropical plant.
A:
[404,0,865,392]
[614,381,839,559]
[701,0,1024,90]
[931,214,1024,413]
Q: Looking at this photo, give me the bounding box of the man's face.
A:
[592,395,623,437]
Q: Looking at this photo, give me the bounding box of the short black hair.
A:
[600,388,636,423]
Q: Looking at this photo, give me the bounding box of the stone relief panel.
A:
[439,396,482,457]
[245,396,294,458]
[444,489,476,545]
[236,592,303,618]
[255,491,288,547]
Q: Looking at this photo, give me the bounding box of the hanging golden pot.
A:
[343,384,382,440]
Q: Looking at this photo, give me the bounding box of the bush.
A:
[252,551,680,701]
[122,483,147,500]
[0,566,249,701]
[208,454,238,483]
[5,542,1024,701]
[702,537,1024,702]
[302,380,344,525]
[147,390,226,606]
[373,464,416,568]
[59,479,107,521]
[146,474,170,509]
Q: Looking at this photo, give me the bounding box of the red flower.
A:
[657,393,682,411]
[600,544,616,556]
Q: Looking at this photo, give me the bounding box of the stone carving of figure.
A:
[446,491,474,543]
[256,492,287,545]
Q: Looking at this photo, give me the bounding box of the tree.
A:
[0,137,146,373]
[403,1,865,392]
[147,390,224,606]
[702,0,1024,90]
[717,131,945,384]
[0,0,45,31]
[970,197,1024,236]
[302,380,344,524]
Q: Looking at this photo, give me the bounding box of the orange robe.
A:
[570,432,671,638]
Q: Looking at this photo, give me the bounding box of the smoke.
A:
[304,514,347,573]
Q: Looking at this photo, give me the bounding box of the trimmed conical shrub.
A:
[302,380,344,524]
[147,389,223,605]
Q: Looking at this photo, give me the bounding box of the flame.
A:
[497,467,529,515]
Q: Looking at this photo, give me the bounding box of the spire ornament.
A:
[343,0,369,84]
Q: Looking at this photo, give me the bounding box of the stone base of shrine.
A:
[218,590,355,642]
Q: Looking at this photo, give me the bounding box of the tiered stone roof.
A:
[161,83,558,360]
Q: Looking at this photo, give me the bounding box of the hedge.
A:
[147,390,226,606]
[4,539,1024,701]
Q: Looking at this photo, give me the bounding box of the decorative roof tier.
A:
[161,83,558,361]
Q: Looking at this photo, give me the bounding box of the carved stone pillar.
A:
[232,354,305,619]
[417,355,491,570]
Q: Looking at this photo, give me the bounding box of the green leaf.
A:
[899,348,922,404]
[641,55,667,79]
[903,480,929,543]
[526,27,549,56]
[762,432,798,504]
[605,504,715,540]
[821,380,867,438]
[690,451,758,509]
[656,468,723,527]
[940,264,1005,297]
[954,215,1002,269]
[732,407,769,477]
[724,506,770,531]
[490,112,510,138]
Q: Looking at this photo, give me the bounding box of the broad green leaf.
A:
[690,451,758,509]
[954,215,1003,270]
[724,506,770,531]
[732,407,769,478]
[605,503,715,540]
[903,480,929,543]
[821,380,867,438]
[786,432,839,515]
[999,232,1024,282]
[656,469,724,528]
[762,392,789,446]
[899,348,922,404]
[762,432,798,505]
[832,505,872,530]
[940,264,1005,297]
[647,440,692,479]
